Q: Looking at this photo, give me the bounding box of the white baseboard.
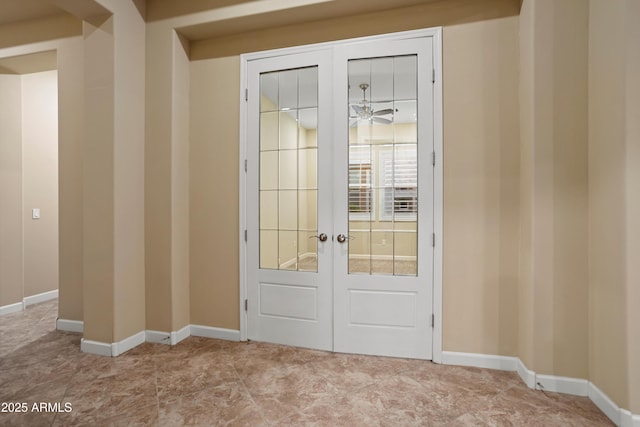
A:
[113,331,146,356]
[441,351,517,371]
[0,301,24,316]
[442,350,638,427]
[535,374,588,396]
[516,357,536,388]
[145,330,172,344]
[23,289,58,307]
[589,382,621,426]
[172,325,190,345]
[81,331,146,357]
[190,324,241,341]
[56,318,84,333]
[80,338,113,357]
[620,409,640,427]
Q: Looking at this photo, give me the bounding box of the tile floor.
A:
[0,300,613,426]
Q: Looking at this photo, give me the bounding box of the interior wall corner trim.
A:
[80,338,113,357]
[516,357,536,388]
[190,324,241,342]
[589,382,622,426]
[113,331,146,356]
[171,325,191,345]
[56,318,84,333]
[145,329,172,344]
[619,408,640,427]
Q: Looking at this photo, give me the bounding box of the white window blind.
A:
[380,147,417,220]
[348,149,373,218]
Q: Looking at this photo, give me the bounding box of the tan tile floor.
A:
[0,300,613,426]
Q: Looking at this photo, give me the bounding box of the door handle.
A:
[336,234,354,243]
[310,233,328,242]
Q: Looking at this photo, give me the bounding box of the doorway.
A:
[242,29,442,360]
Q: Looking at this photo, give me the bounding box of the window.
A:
[349,161,372,216]
[380,147,417,221]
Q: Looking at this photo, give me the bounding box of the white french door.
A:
[246,50,334,350]
[245,31,437,359]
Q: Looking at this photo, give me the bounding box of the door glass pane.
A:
[260,67,318,271]
[347,55,418,276]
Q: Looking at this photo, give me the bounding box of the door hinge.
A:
[432,151,436,166]
[432,68,435,83]
[245,88,248,101]
[244,229,247,242]
[432,233,435,247]
[244,159,247,172]
[431,313,435,327]
[244,299,248,311]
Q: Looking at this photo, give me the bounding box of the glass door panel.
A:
[259,67,319,272]
[347,55,418,276]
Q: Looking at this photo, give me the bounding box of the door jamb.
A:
[239,27,443,362]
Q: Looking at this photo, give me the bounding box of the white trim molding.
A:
[620,409,640,427]
[81,331,146,357]
[535,374,588,396]
[589,382,622,426]
[23,289,58,307]
[442,351,518,371]
[190,325,241,342]
[588,382,640,427]
[145,330,172,344]
[0,290,59,317]
[81,325,240,357]
[0,301,24,316]
[80,339,113,357]
[516,357,536,389]
[56,318,84,333]
[442,351,639,427]
[113,331,146,356]
[172,325,191,345]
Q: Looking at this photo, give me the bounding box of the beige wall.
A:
[442,17,520,356]
[189,56,241,329]
[187,14,521,351]
[588,0,638,412]
[22,70,59,299]
[82,0,147,343]
[518,0,534,370]
[144,24,191,333]
[57,37,85,322]
[518,0,589,379]
[626,0,640,413]
[0,69,59,308]
[0,37,84,320]
[0,75,23,308]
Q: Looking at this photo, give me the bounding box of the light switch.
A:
[32,209,40,220]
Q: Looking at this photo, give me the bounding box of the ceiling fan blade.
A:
[351,104,365,114]
[372,117,392,124]
[372,108,394,116]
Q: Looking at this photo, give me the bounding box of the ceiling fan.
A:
[349,83,394,127]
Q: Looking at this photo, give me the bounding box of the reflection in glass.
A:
[259,67,319,272]
[347,55,418,276]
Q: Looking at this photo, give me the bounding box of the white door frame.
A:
[239,27,443,363]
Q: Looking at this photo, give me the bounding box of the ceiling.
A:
[0,0,64,25]
[0,0,448,37]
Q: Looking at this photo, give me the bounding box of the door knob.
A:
[336,234,354,243]
[310,233,328,242]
